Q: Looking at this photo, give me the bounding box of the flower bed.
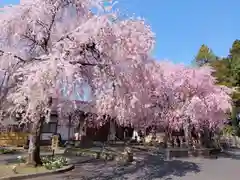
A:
[41,156,68,170]
[15,155,69,170]
[0,155,71,178]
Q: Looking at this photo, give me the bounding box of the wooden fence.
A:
[0,132,29,146]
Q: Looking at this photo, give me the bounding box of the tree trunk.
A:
[77,113,90,147]
[183,123,191,148]
[198,132,203,148]
[179,136,184,147]
[79,114,86,139]
[203,128,210,148]
[164,129,170,148]
[68,115,71,140]
[27,117,44,166]
[108,120,116,142]
[166,131,173,148]
[76,112,85,139]
[173,136,178,147]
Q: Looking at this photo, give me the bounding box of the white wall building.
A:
[41,98,94,143]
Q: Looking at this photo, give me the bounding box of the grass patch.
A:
[0,148,16,154]
[0,164,50,177]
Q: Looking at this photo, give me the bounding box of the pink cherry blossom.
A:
[0,0,232,134]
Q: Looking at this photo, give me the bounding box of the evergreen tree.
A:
[229,40,240,87]
[194,44,216,67]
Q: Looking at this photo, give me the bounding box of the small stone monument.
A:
[51,135,59,152]
[122,147,133,163]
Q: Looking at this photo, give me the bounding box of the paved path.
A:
[29,150,240,180]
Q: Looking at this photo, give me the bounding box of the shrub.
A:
[222,125,237,136]
[42,156,68,170]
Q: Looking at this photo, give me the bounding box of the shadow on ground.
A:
[62,154,201,180]
[217,148,240,160]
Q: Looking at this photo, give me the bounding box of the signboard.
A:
[41,133,52,140]
[51,135,59,151]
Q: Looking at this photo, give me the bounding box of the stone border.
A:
[222,148,240,157]
[64,148,117,160]
[0,164,74,180]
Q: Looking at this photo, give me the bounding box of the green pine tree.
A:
[194,44,216,67]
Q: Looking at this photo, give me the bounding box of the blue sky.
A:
[1,0,240,65]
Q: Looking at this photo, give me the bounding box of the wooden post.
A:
[51,135,59,159]
[179,136,184,147]
[52,149,55,160]
[68,115,71,140]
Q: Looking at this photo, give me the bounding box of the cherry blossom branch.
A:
[0,49,110,67]
[69,61,109,67]
[22,2,64,54]
[0,50,25,62]
[44,8,59,52]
